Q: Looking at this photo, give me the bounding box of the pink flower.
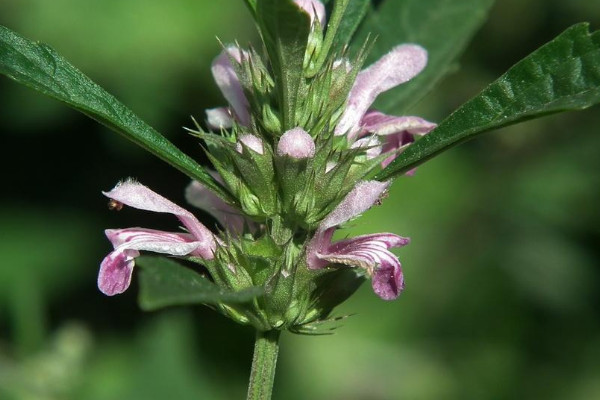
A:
[98,180,217,296]
[206,46,250,129]
[306,181,410,300]
[335,45,437,169]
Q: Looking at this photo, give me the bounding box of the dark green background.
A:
[1,0,599,398]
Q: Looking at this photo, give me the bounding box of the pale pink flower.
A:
[335,45,437,169]
[306,181,410,300]
[185,172,254,235]
[207,46,250,129]
[98,180,217,296]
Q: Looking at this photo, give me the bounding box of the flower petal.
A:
[105,228,202,255]
[98,247,137,296]
[103,180,216,259]
[306,227,335,270]
[328,233,410,253]
[306,182,393,271]
[185,180,248,234]
[320,180,390,231]
[335,45,428,138]
[380,132,415,168]
[372,260,404,300]
[361,111,436,136]
[315,233,408,300]
[98,228,202,296]
[211,47,250,126]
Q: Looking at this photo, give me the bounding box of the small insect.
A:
[107,199,124,211]
[374,190,390,206]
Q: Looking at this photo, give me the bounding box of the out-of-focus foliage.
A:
[378,23,600,179]
[356,0,495,113]
[0,0,599,399]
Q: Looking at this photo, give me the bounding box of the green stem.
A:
[246,329,281,400]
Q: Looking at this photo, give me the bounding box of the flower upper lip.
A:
[334,44,429,139]
[209,46,251,127]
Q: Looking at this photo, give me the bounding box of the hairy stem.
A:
[246,329,281,400]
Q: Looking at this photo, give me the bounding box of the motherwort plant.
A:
[2,0,600,398]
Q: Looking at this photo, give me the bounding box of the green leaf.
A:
[355,0,494,113]
[256,0,310,130]
[137,256,263,311]
[0,24,232,202]
[377,23,600,180]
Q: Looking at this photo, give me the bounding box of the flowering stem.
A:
[246,329,281,400]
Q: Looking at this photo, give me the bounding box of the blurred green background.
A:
[1,0,599,399]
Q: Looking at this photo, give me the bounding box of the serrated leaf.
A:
[355,0,494,113]
[256,0,310,130]
[0,24,232,202]
[377,23,600,180]
[137,256,263,311]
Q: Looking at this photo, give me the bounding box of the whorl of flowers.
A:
[99,0,435,331]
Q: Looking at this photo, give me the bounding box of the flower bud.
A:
[277,128,315,159]
[236,134,264,155]
[205,107,233,130]
[262,104,282,134]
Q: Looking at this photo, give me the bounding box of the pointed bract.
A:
[294,0,326,27]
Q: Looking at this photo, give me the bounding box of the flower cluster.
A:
[99,0,435,330]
